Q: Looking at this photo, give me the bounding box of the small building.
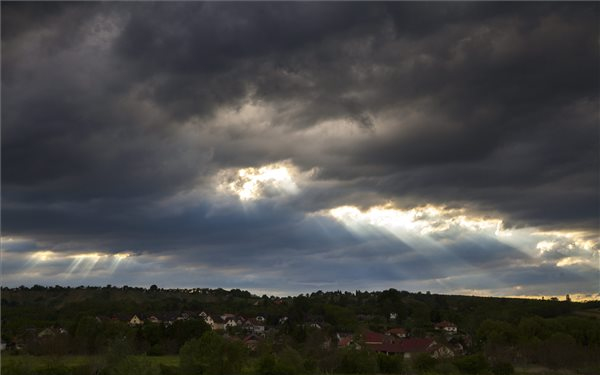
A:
[434,321,457,334]
[243,334,262,351]
[200,313,214,327]
[224,318,238,329]
[398,338,437,359]
[244,319,265,334]
[129,315,144,326]
[363,330,394,345]
[211,316,225,331]
[387,327,407,338]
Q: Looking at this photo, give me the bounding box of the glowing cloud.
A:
[328,204,507,237]
[216,161,303,201]
[326,203,598,272]
[21,250,132,278]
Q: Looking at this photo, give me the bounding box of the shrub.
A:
[453,354,489,375]
[337,348,378,374]
[377,353,403,374]
[413,353,436,374]
[491,361,514,375]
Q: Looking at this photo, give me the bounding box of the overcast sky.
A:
[2,2,598,299]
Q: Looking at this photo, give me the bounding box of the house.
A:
[337,334,359,349]
[200,312,214,327]
[162,312,179,326]
[243,334,262,351]
[224,318,238,329]
[362,330,394,345]
[244,319,265,334]
[177,312,192,321]
[147,316,162,324]
[398,338,437,359]
[434,321,457,334]
[129,315,144,326]
[387,327,407,338]
[211,316,225,330]
[429,343,455,359]
[366,337,436,358]
[38,327,67,338]
[38,328,56,338]
[366,342,404,354]
[389,312,398,320]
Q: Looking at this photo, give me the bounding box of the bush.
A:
[491,361,514,375]
[256,354,288,375]
[337,348,378,374]
[180,331,247,375]
[413,353,436,374]
[377,353,403,374]
[434,361,459,374]
[109,357,160,375]
[453,354,489,375]
[158,364,179,375]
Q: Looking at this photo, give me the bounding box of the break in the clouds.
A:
[2,2,599,299]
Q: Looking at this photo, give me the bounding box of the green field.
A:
[1,355,593,375]
[1,354,179,373]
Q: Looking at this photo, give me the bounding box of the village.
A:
[17,306,467,360]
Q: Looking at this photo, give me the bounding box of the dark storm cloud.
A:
[2,2,598,294]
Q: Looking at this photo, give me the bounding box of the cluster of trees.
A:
[478,316,600,370]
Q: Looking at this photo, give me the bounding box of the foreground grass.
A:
[1,355,596,375]
[1,354,179,371]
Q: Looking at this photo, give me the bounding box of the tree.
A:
[412,353,436,374]
[74,316,103,354]
[168,319,211,349]
[377,353,403,374]
[179,331,247,375]
[337,348,378,374]
[453,354,489,374]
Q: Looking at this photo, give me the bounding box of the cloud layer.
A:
[2,3,598,298]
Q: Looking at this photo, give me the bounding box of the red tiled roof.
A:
[387,328,406,335]
[435,321,456,328]
[367,337,435,354]
[366,342,404,353]
[398,338,435,353]
[338,336,353,347]
[363,330,386,344]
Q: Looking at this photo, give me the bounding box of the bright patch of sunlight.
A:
[536,240,556,254]
[328,204,508,237]
[25,251,131,277]
[31,251,56,262]
[327,203,599,270]
[217,161,301,201]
